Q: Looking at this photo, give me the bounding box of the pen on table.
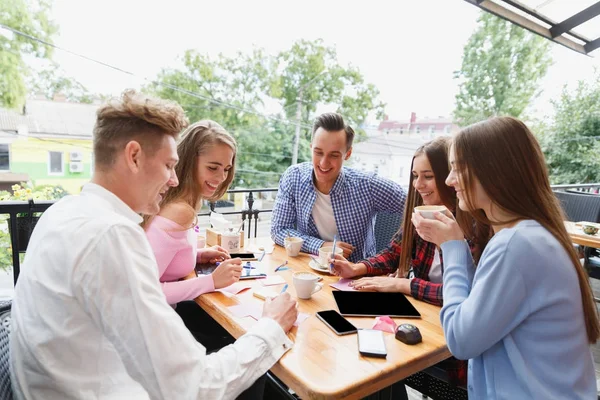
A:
[280,284,288,294]
[258,249,266,262]
[330,234,338,271]
[274,261,288,272]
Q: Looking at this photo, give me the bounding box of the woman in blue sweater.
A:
[413,116,599,399]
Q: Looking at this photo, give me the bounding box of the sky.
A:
[48,0,600,123]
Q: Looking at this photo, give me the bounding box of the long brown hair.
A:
[398,137,457,277]
[142,120,237,228]
[453,116,600,343]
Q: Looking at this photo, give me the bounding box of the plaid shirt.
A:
[361,228,469,387]
[271,162,406,262]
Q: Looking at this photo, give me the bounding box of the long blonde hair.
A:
[142,120,237,228]
[453,116,599,343]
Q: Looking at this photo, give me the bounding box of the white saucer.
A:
[308,258,333,275]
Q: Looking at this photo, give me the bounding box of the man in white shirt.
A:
[10,90,298,400]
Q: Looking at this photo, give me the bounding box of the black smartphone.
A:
[316,310,358,335]
[229,253,257,260]
[357,329,387,358]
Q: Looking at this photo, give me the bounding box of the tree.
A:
[147,40,383,188]
[26,62,94,103]
[540,72,600,184]
[273,39,385,136]
[0,0,57,109]
[453,12,552,126]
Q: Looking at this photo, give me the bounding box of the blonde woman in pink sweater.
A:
[143,120,243,352]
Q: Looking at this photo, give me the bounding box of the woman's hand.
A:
[199,245,230,264]
[329,254,367,278]
[211,258,243,289]
[350,276,410,293]
[411,211,464,247]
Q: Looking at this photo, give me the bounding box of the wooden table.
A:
[195,239,451,399]
[566,221,600,248]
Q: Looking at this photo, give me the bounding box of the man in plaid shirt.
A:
[271,113,406,263]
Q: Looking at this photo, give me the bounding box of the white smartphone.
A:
[357,329,387,358]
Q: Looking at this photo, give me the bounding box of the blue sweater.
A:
[440,220,596,399]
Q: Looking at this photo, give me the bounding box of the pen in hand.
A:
[330,235,338,271]
[280,283,288,294]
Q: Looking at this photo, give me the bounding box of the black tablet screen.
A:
[332,291,421,318]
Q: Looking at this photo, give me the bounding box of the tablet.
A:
[332,291,421,318]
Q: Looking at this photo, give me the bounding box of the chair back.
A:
[554,191,600,223]
[0,301,11,400]
[374,212,402,253]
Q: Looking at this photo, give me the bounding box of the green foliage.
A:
[540,72,600,184]
[26,62,94,103]
[0,0,57,109]
[273,39,385,137]
[453,12,552,126]
[146,39,382,188]
[0,182,66,271]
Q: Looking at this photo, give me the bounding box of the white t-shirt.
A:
[311,189,339,241]
[11,183,292,400]
[429,247,443,283]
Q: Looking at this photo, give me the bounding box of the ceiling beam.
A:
[550,2,600,38]
[585,36,600,54]
[463,0,589,55]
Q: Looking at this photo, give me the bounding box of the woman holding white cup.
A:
[330,137,485,388]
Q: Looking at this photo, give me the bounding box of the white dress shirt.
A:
[10,183,292,400]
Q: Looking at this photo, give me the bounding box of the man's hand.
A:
[411,212,464,247]
[199,245,230,264]
[350,276,410,293]
[321,241,354,258]
[262,293,298,332]
[211,258,242,289]
[330,254,367,278]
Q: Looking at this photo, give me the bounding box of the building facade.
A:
[351,112,457,185]
[0,98,95,193]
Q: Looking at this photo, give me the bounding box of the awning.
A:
[464,0,600,55]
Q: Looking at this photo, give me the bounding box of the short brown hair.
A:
[311,112,355,150]
[93,90,189,169]
[161,120,237,210]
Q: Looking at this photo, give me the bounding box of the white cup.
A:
[221,231,240,252]
[293,272,323,299]
[318,246,343,268]
[284,237,304,257]
[414,205,448,220]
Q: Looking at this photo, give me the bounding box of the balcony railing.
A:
[1,183,598,286]
[0,188,278,285]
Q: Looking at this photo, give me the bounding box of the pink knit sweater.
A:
[145,215,215,305]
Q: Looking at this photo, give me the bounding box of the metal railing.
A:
[0,188,278,284]
[2,182,599,285]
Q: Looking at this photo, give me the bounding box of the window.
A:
[444,125,452,134]
[429,125,436,134]
[48,151,64,175]
[399,127,405,134]
[415,126,421,134]
[0,144,9,171]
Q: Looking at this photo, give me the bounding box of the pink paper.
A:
[228,304,259,318]
[329,278,357,292]
[259,276,287,286]
[230,303,309,327]
[293,313,310,327]
[217,282,253,295]
[372,316,397,334]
